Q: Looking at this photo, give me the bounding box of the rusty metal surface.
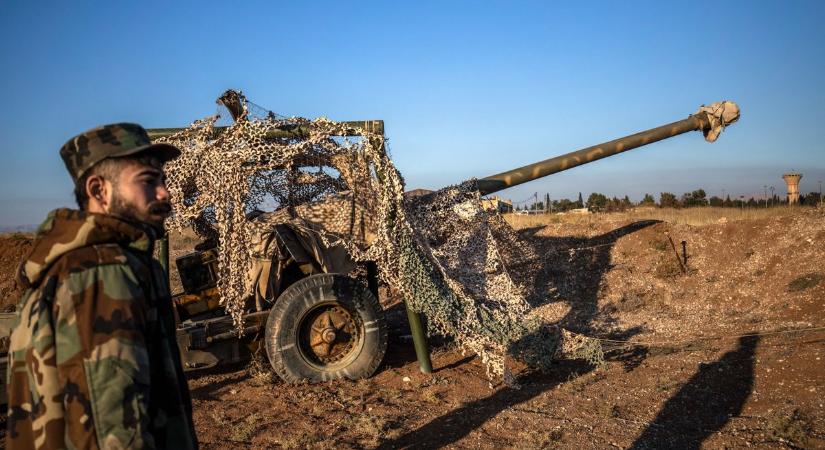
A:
[476,114,710,195]
[301,304,359,364]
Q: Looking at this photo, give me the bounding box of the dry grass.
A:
[229,413,262,442]
[505,206,804,229]
[768,409,812,447]
[0,232,35,240]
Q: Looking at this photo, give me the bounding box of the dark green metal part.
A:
[146,120,384,141]
[405,301,433,374]
[476,113,711,195]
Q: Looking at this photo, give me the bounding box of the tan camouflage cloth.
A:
[6,209,197,449]
[156,93,600,383]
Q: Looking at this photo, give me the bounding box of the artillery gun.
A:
[0,95,740,401]
[142,92,739,383]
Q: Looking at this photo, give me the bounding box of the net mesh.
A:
[158,91,597,381]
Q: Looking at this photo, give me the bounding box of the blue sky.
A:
[1,1,823,226]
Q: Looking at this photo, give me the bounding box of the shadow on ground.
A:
[188,370,250,401]
[376,360,592,450]
[629,335,761,449]
[378,220,659,449]
[515,220,661,334]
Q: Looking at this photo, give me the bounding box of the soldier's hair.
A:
[74,154,160,210]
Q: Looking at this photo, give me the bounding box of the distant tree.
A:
[723,195,733,207]
[681,189,708,207]
[747,197,758,207]
[659,192,679,208]
[605,197,621,212]
[577,192,584,208]
[606,197,615,212]
[640,193,656,206]
[554,198,576,212]
[605,195,632,212]
[586,192,608,212]
[801,192,821,205]
[709,196,723,207]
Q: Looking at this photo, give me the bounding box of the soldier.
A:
[6,124,198,449]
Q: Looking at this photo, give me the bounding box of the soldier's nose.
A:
[157,184,170,202]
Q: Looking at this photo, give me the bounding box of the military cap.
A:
[60,123,180,180]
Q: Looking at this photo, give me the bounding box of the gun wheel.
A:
[264,273,387,383]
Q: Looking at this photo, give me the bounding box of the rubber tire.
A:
[264,273,387,383]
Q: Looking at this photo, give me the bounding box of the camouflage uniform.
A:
[6,124,197,449]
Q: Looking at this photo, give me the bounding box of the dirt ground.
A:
[185,207,824,449]
[0,233,31,312]
[1,207,824,448]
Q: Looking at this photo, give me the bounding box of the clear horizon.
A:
[1,1,823,227]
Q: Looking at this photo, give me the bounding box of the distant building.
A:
[782,172,802,204]
[481,196,514,213]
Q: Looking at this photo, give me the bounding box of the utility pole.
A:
[770,186,775,207]
[764,185,768,208]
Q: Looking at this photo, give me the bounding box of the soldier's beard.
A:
[108,192,171,235]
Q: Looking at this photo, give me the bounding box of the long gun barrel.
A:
[475,101,739,195]
[148,99,739,198]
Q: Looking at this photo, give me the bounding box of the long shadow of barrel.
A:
[513,220,661,334]
[376,359,590,450]
[629,335,760,449]
[377,220,659,449]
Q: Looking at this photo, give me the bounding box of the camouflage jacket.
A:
[6,209,197,450]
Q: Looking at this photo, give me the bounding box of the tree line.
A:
[515,189,823,213]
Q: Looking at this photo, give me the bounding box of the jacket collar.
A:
[18,208,156,287]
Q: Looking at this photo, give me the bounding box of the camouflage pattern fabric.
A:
[156,95,569,382]
[59,123,180,181]
[6,209,197,450]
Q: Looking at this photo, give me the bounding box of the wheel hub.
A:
[301,304,359,364]
[321,328,337,343]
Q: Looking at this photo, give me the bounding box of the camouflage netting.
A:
[158,92,596,380]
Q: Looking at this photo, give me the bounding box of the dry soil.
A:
[1,208,823,449]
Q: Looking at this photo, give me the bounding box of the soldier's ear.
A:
[85,174,109,210]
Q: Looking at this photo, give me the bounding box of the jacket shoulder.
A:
[47,243,141,278]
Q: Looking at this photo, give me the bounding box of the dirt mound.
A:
[0,234,32,311]
[515,207,825,344]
